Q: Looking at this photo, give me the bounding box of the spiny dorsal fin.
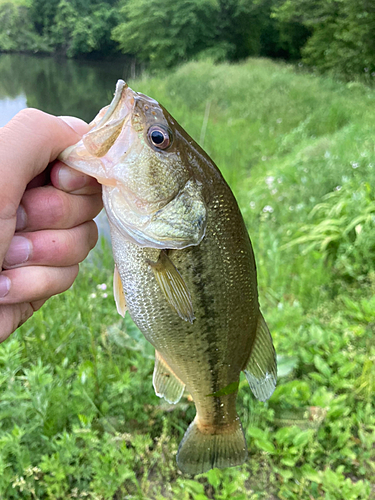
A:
[153,350,185,404]
[243,313,277,402]
[149,251,195,323]
[83,117,125,157]
[113,265,127,318]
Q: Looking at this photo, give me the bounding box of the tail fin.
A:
[176,416,248,475]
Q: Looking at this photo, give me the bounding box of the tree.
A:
[112,0,219,67]
[273,0,375,78]
[0,2,48,52]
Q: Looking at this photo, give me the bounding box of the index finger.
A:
[0,108,83,268]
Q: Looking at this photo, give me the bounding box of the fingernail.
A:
[3,236,32,268]
[15,205,27,231]
[0,275,11,298]
[59,116,89,136]
[58,165,88,192]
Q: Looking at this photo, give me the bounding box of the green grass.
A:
[2,58,375,499]
[0,0,30,6]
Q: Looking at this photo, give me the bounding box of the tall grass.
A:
[1,58,375,499]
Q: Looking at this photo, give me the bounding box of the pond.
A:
[0,53,142,125]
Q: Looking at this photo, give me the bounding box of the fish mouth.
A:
[58,79,137,186]
[90,79,136,131]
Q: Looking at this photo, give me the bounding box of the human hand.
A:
[0,109,103,341]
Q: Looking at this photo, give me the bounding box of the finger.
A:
[30,298,48,312]
[0,303,34,342]
[3,221,98,269]
[0,109,88,267]
[27,167,51,190]
[0,265,79,304]
[51,162,102,195]
[16,186,102,232]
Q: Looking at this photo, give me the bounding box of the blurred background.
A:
[1,1,375,499]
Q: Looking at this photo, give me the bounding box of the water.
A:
[0,53,142,239]
[0,53,142,125]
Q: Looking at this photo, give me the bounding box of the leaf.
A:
[247,426,268,440]
[206,381,239,397]
[313,355,331,378]
[301,464,321,483]
[254,438,275,453]
[206,468,221,489]
[277,355,299,377]
[293,430,312,447]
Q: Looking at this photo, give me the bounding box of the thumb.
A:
[0,108,85,269]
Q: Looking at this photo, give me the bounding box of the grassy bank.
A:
[1,58,375,499]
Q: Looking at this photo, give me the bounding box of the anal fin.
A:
[149,251,195,323]
[153,350,185,404]
[243,313,277,402]
[113,265,127,317]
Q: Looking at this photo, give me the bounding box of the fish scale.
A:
[59,79,277,475]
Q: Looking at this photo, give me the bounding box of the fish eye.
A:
[147,125,171,150]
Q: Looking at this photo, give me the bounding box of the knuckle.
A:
[44,189,69,227]
[15,108,45,122]
[0,195,18,224]
[0,303,33,342]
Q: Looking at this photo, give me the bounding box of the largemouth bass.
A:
[60,80,277,475]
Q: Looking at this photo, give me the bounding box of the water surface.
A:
[0,53,141,125]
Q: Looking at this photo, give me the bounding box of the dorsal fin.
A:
[113,265,127,317]
[243,313,277,402]
[153,350,185,404]
[149,251,195,323]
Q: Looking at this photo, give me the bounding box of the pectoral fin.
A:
[243,313,277,402]
[113,265,127,317]
[153,350,185,404]
[149,251,195,323]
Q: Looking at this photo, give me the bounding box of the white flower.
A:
[263,205,274,213]
[265,176,275,188]
[102,293,108,298]
[90,293,97,299]
[97,283,107,291]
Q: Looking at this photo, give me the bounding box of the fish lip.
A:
[92,79,136,131]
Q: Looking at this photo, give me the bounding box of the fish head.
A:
[59,80,207,249]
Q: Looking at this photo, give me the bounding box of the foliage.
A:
[112,0,297,68]
[0,56,375,500]
[2,57,375,498]
[0,2,48,52]
[1,0,375,82]
[273,0,375,80]
[49,0,120,57]
[112,0,219,68]
[284,182,375,281]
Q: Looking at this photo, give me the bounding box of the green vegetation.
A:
[0,0,374,81]
[1,58,375,498]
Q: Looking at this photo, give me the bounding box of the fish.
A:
[59,80,277,475]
